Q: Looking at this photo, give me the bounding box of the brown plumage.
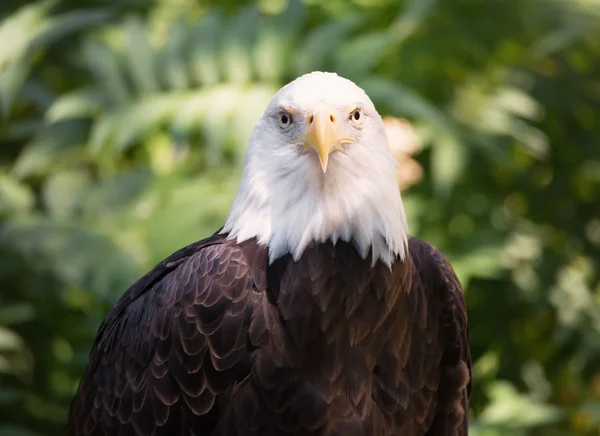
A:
[67,234,470,435]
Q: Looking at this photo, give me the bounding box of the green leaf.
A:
[189,11,223,86]
[449,245,505,286]
[88,111,121,154]
[480,381,564,428]
[0,2,51,116]
[11,119,89,179]
[579,401,600,425]
[0,1,52,67]
[220,6,260,84]
[170,85,275,165]
[0,326,23,352]
[82,38,130,104]
[83,168,153,220]
[45,88,104,122]
[334,31,394,80]
[112,94,184,152]
[42,169,93,220]
[141,171,238,263]
[159,17,191,90]
[0,5,111,117]
[0,218,140,299]
[124,15,159,94]
[294,14,364,75]
[199,86,242,167]
[430,134,466,197]
[388,0,439,44]
[531,28,580,59]
[7,118,43,139]
[0,62,30,119]
[494,87,542,121]
[19,79,54,110]
[30,9,113,52]
[253,0,305,82]
[361,77,454,132]
[0,173,34,215]
[0,303,35,325]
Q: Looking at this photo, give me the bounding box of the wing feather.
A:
[370,237,470,435]
[408,238,471,436]
[67,236,265,436]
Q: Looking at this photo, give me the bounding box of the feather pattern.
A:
[67,233,470,436]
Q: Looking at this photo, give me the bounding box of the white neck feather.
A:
[221,124,409,268]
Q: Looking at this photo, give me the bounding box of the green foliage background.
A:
[1,0,599,434]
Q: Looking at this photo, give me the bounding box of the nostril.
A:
[329,114,335,123]
[309,115,314,124]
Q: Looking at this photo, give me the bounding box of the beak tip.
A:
[319,156,329,173]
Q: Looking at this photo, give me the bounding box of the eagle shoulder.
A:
[67,234,268,436]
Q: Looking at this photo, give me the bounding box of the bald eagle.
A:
[67,72,471,436]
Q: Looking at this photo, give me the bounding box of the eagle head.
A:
[222,72,409,267]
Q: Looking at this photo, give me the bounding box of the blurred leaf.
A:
[579,401,600,425]
[30,9,113,51]
[189,11,223,85]
[430,134,466,196]
[82,38,130,104]
[0,326,23,352]
[389,0,439,43]
[83,168,153,220]
[335,31,395,80]
[159,17,190,90]
[0,174,34,215]
[45,89,104,122]
[0,63,30,118]
[124,15,159,94]
[220,6,260,84]
[450,245,505,286]
[0,304,35,325]
[479,381,564,428]
[0,1,53,116]
[531,28,581,59]
[0,3,111,117]
[294,14,364,75]
[42,169,93,220]
[11,120,89,179]
[141,171,239,262]
[172,84,275,164]
[253,0,305,81]
[362,77,454,132]
[0,218,140,299]
[111,94,184,152]
[0,2,53,67]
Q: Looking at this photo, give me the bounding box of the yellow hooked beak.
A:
[303,103,352,172]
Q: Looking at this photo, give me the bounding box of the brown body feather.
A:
[67,233,471,435]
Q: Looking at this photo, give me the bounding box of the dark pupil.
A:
[353,110,360,120]
[281,114,289,124]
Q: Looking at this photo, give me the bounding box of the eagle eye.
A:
[350,108,363,125]
[278,111,293,129]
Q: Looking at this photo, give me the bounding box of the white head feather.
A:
[221,72,409,268]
